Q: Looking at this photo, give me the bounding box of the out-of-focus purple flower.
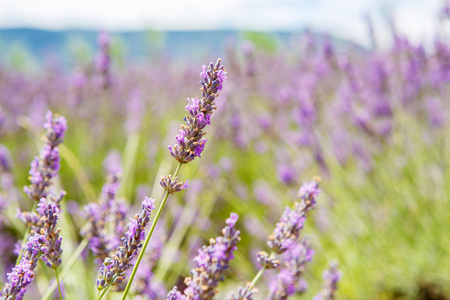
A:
[97,197,155,290]
[268,269,296,299]
[167,287,186,300]
[80,202,111,262]
[94,31,112,89]
[277,164,297,185]
[168,59,227,164]
[268,239,314,299]
[125,89,145,134]
[0,144,12,173]
[169,213,240,300]
[313,263,342,300]
[102,150,122,176]
[427,97,444,128]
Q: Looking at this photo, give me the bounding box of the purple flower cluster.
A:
[231,179,320,300]
[97,197,155,290]
[168,213,240,300]
[0,234,43,300]
[268,239,314,299]
[159,175,189,194]
[23,111,67,201]
[168,59,227,164]
[267,178,320,254]
[36,195,64,269]
[313,263,342,300]
[81,170,128,262]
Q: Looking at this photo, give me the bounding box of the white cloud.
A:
[0,0,444,46]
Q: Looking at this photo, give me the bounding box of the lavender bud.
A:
[228,284,256,300]
[159,175,189,194]
[257,251,280,269]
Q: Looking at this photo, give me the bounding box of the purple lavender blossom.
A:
[0,145,12,173]
[268,239,314,299]
[169,213,240,300]
[168,59,227,164]
[0,234,44,300]
[313,263,342,300]
[81,169,129,262]
[167,287,186,300]
[268,178,320,254]
[96,197,155,290]
[37,196,63,269]
[159,175,189,194]
[80,203,110,262]
[23,111,67,202]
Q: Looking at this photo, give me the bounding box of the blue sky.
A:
[0,0,443,46]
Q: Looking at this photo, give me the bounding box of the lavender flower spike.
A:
[0,234,44,300]
[267,178,320,254]
[170,213,240,300]
[268,239,315,299]
[24,111,67,201]
[168,59,227,164]
[313,263,342,300]
[97,197,155,290]
[37,196,63,269]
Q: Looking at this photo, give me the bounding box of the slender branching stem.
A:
[120,162,183,300]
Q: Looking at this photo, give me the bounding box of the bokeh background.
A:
[0,0,449,299]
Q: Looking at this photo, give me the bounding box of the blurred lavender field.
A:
[1,5,450,300]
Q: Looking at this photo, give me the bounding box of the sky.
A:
[0,0,444,47]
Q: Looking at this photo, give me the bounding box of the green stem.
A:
[244,252,275,295]
[97,285,111,300]
[54,268,62,300]
[120,162,183,300]
[41,239,89,300]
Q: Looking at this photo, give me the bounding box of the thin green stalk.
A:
[41,239,89,300]
[96,286,110,300]
[54,268,62,300]
[120,162,183,300]
[244,252,275,295]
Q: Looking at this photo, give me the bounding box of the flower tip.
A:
[226,212,239,227]
[182,180,190,190]
[143,197,156,211]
